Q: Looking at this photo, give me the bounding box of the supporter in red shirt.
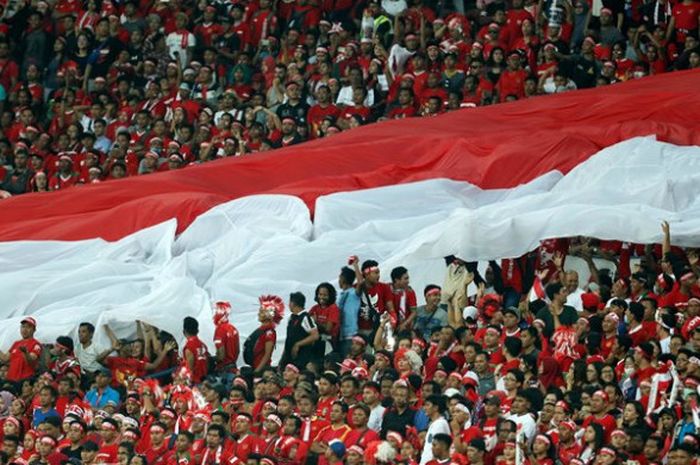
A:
[212,301,240,372]
[144,422,170,465]
[96,418,120,464]
[307,85,340,138]
[581,390,617,441]
[0,317,42,383]
[181,317,210,384]
[247,295,284,373]
[496,51,527,102]
[355,258,396,334]
[309,283,341,352]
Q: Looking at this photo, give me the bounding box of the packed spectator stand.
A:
[0,221,698,465]
[1,0,700,194]
[0,1,699,465]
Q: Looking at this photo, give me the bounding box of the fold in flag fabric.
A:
[0,70,699,355]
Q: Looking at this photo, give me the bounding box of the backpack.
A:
[243,327,263,366]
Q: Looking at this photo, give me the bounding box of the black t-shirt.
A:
[276,101,310,125]
[87,37,123,78]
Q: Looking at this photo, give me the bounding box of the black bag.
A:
[243,327,263,366]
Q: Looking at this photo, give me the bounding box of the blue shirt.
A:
[32,408,60,428]
[338,288,361,339]
[85,386,120,409]
[414,304,449,340]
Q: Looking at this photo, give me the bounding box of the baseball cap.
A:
[21,317,36,327]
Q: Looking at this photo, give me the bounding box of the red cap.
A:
[21,317,36,327]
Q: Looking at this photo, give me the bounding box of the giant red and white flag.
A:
[0,70,699,352]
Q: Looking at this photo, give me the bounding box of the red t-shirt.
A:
[309,304,340,340]
[496,69,527,101]
[97,442,119,464]
[307,104,340,138]
[232,434,261,462]
[214,322,240,369]
[252,324,276,369]
[182,336,209,383]
[344,428,379,450]
[104,356,147,386]
[358,282,394,330]
[582,413,617,440]
[7,337,42,382]
[393,287,418,324]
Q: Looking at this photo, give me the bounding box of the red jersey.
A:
[344,428,379,450]
[313,424,351,465]
[214,322,240,370]
[309,304,340,341]
[392,287,418,324]
[104,356,146,386]
[358,282,395,330]
[231,434,260,462]
[496,69,527,101]
[673,2,700,40]
[558,441,581,465]
[7,337,42,382]
[316,396,335,420]
[299,416,329,445]
[307,104,340,138]
[252,324,276,369]
[144,442,169,465]
[582,413,617,441]
[97,443,119,464]
[50,172,80,191]
[182,336,209,383]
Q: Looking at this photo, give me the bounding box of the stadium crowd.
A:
[1,0,700,194]
[0,216,699,465]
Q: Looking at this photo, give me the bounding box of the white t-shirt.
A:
[368,404,386,432]
[336,86,375,107]
[505,412,536,443]
[566,288,585,312]
[420,416,451,465]
[382,0,408,17]
[165,31,196,67]
[75,340,104,373]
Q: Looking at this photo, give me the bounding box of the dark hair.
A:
[339,266,355,286]
[424,284,441,296]
[286,415,302,432]
[2,435,19,446]
[507,369,525,384]
[341,376,360,389]
[40,385,58,399]
[523,326,542,349]
[424,394,447,414]
[390,266,408,283]
[183,316,199,335]
[585,423,605,449]
[79,322,95,334]
[207,424,225,438]
[545,282,564,300]
[353,402,370,417]
[503,337,522,358]
[118,442,135,457]
[331,400,349,413]
[361,260,379,273]
[211,410,230,424]
[314,282,337,305]
[289,292,306,309]
[432,433,452,448]
[628,302,644,322]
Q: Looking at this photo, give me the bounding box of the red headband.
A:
[425,288,441,297]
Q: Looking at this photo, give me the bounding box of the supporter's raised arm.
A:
[96,324,121,362]
[661,221,685,281]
